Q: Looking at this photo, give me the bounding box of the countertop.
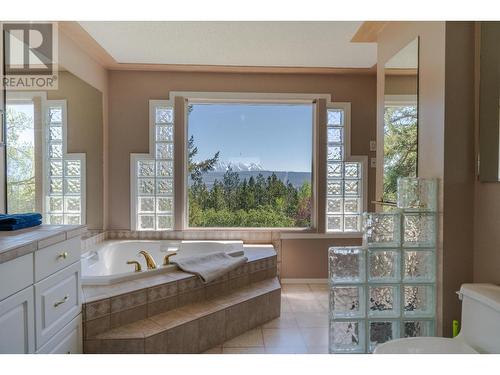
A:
[0,224,87,264]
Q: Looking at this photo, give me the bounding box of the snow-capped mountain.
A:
[212,160,264,172]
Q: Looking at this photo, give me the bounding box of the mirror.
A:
[479,22,500,181]
[5,68,103,230]
[382,37,419,202]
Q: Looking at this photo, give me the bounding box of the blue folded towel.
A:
[0,213,42,225]
[0,219,42,231]
[0,213,43,231]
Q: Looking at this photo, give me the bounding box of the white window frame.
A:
[326,102,368,234]
[130,100,175,231]
[5,92,86,224]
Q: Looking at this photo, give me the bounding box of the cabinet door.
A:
[0,286,35,353]
[36,314,82,354]
[35,262,81,349]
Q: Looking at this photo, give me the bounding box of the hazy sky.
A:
[188,103,313,172]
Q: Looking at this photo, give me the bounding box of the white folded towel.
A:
[172,251,248,283]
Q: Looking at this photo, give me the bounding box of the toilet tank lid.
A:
[460,284,500,312]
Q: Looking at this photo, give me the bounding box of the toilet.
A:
[374,283,500,354]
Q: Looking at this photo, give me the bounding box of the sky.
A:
[188,103,313,172]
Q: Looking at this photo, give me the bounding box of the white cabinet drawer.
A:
[35,262,81,349]
[0,253,34,301]
[35,236,80,282]
[0,286,35,353]
[37,314,82,354]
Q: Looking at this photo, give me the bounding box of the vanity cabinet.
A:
[0,286,35,354]
[0,228,84,354]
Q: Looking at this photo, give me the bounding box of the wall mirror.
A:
[479,22,500,182]
[382,37,419,202]
[4,67,103,230]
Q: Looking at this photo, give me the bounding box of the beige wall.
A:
[47,71,104,230]
[377,21,476,337]
[384,74,418,96]
[107,70,377,278]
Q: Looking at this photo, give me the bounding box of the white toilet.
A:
[374,283,500,354]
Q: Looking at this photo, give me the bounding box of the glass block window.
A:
[44,102,85,225]
[132,101,174,231]
[326,105,363,232]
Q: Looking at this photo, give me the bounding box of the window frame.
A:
[184,97,317,231]
[5,91,86,224]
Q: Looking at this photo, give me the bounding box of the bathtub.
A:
[81,240,244,285]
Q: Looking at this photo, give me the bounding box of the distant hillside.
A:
[190,170,312,189]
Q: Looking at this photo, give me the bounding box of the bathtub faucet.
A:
[138,250,157,270]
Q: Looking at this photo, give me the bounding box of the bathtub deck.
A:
[82,246,280,354]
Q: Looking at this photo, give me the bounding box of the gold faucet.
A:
[138,250,157,270]
[163,252,178,266]
[126,260,142,272]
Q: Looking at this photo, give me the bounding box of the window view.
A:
[6,102,37,213]
[187,103,313,228]
[383,103,418,202]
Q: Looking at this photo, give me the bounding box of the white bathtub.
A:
[81,240,244,285]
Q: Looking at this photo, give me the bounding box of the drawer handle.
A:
[54,295,69,308]
[57,251,69,260]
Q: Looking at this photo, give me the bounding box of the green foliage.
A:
[6,106,36,213]
[383,105,418,202]
[189,168,311,228]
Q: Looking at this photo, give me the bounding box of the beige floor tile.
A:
[223,347,266,354]
[262,328,306,348]
[288,298,327,313]
[299,327,329,348]
[281,284,311,293]
[293,311,328,328]
[307,346,329,354]
[223,328,264,348]
[265,346,309,354]
[202,346,222,354]
[262,312,297,329]
[280,296,292,312]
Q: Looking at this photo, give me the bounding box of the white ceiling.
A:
[79,21,377,68]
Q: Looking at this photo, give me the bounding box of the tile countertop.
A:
[0,224,87,264]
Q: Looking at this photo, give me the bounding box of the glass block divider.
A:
[329,177,438,354]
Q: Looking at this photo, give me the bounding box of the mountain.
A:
[212,161,264,172]
[190,170,311,190]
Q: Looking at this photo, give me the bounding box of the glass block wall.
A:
[329,178,437,353]
[45,103,85,225]
[134,102,174,230]
[326,106,363,232]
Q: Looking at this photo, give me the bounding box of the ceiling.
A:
[78,21,377,68]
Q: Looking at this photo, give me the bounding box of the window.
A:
[383,96,418,202]
[326,104,364,232]
[5,94,86,224]
[187,102,313,228]
[131,100,175,231]
[45,102,86,225]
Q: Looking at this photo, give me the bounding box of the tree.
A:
[383,105,418,202]
[6,106,36,213]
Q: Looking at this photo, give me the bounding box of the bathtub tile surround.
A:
[82,247,279,353]
[328,178,438,353]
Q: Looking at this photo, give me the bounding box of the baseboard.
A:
[280,278,328,284]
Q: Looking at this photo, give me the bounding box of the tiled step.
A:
[84,277,281,354]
